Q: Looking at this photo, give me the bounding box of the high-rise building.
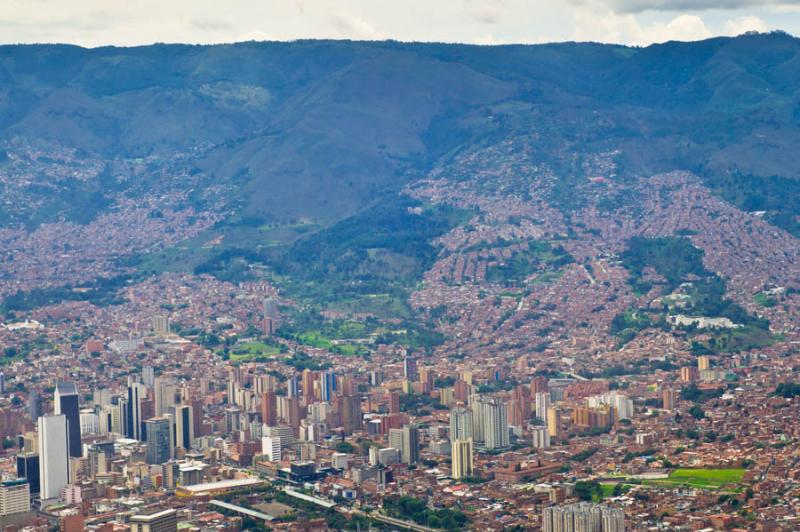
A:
[152,315,170,336]
[261,436,281,461]
[0,479,30,517]
[0,372,5,394]
[480,399,509,450]
[28,392,42,422]
[542,503,624,532]
[145,418,172,465]
[587,392,633,421]
[16,453,40,495]
[130,508,178,532]
[532,426,551,449]
[403,357,418,381]
[260,391,277,426]
[38,415,69,500]
[449,407,473,442]
[126,382,146,441]
[451,438,473,479]
[79,410,99,434]
[535,392,551,421]
[172,404,194,451]
[286,376,299,398]
[320,371,336,402]
[680,366,699,383]
[387,391,400,414]
[404,425,420,465]
[141,366,155,388]
[54,383,81,458]
[154,377,177,417]
[469,394,485,444]
[263,297,279,319]
[339,395,363,435]
[547,407,560,439]
[662,388,676,411]
[697,355,711,371]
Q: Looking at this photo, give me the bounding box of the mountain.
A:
[1,33,799,227]
[2,33,800,354]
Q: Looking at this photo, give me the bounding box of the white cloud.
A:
[601,0,800,13]
[723,14,769,33]
[572,2,713,44]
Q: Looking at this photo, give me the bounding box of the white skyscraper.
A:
[38,415,69,500]
[480,399,509,450]
[449,407,473,442]
[535,392,551,421]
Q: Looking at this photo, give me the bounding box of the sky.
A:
[0,0,799,48]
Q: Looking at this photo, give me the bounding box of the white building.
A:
[532,426,551,449]
[261,436,281,462]
[38,415,70,500]
[0,480,30,517]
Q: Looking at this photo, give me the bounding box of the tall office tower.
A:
[0,372,5,393]
[286,375,299,398]
[54,383,81,458]
[0,479,30,518]
[451,438,474,479]
[152,315,170,336]
[531,426,551,449]
[535,392,551,421]
[79,410,99,434]
[662,388,676,411]
[403,356,418,381]
[16,453,40,495]
[320,371,335,402]
[546,407,560,439]
[126,382,145,440]
[28,391,42,422]
[145,418,172,465]
[338,395,363,435]
[38,415,69,500]
[129,509,178,532]
[141,366,155,388]
[480,399,509,450]
[449,407,473,442]
[154,377,177,417]
[261,436,281,461]
[260,391,277,426]
[389,425,420,465]
[171,405,194,451]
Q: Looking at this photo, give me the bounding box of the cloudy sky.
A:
[0,0,799,47]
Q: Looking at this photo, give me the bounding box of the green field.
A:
[228,341,282,361]
[647,468,745,490]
